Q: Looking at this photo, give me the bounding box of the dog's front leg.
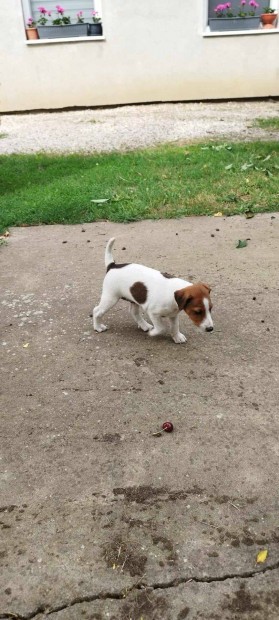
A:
[148,314,166,338]
[169,315,187,344]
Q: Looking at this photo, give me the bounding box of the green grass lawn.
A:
[254,117,279,131]
[0,141,278,234]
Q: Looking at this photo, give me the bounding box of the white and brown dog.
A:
[93,238,213,344]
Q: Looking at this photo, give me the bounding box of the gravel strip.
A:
[0,100,278,154]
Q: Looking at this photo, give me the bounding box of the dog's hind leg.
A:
[93,292,119,332]
[129,303,153,332]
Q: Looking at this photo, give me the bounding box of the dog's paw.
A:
[149,328,164,338]
[94,324,108,333]
[139,321,153,332]
[173,332,187,344]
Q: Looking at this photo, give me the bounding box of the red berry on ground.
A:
[162,421,174,433]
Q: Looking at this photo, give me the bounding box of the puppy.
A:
[93,238,213,344]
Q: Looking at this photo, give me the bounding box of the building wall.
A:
[1,0,279,112]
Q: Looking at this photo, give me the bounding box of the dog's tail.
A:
[105,237,116,268]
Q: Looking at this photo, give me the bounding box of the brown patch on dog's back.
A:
[130,282,147,304]
[106,262,129,273]
[161,271,176,279]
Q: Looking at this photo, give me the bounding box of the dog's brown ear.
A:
[200,282,211,294]
[174,287,193,311]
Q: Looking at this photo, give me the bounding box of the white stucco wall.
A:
[1,0,279,112]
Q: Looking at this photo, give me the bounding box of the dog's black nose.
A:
[206,326,214,332]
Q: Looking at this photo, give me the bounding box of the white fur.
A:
[93,238,212,344]
[200,298,214,331]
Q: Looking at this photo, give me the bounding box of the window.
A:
[207,0,278,32]
[22,0,103,41]
[208,0,270,19]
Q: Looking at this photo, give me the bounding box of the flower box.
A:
[209,16,260,30]
[38,23,88,39]
[88,23,103,36]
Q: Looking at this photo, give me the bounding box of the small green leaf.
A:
[226,194,238,203]
[236,239,248,249]
[262,155,271,162]
[225,164,233,170]
[91,198,110,203]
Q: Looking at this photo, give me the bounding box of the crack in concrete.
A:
[1,561,279,620]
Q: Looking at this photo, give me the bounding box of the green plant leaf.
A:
[90,198,110,203]
[236,239,248,249]
[225,164,233,170]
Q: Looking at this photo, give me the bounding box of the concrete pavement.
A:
[1,214,279,619]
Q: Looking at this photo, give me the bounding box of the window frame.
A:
[22,0,104,42]
[202,0,279,35]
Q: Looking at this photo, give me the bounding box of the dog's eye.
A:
[194,309,202,315]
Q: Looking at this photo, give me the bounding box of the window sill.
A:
[26,35,105,45]
[203,26,279,36]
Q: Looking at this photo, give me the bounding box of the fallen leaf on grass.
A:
[22,343,29,348]
[201,144,232,152]
[256,549,268,564]
[90,198,110,204]
[225,164,233,171]
[214,212,223,217]
[236,240,248,249]
[241,162,254,171]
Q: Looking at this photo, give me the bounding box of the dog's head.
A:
[174,283,213,332]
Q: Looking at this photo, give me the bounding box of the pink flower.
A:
[47,11,51,16]
[226,2,231,7]
[38,6,47,14]
[77,10,83,16]
[241,0,246,5]
[91,10,98,15]
[56,5,64,14]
